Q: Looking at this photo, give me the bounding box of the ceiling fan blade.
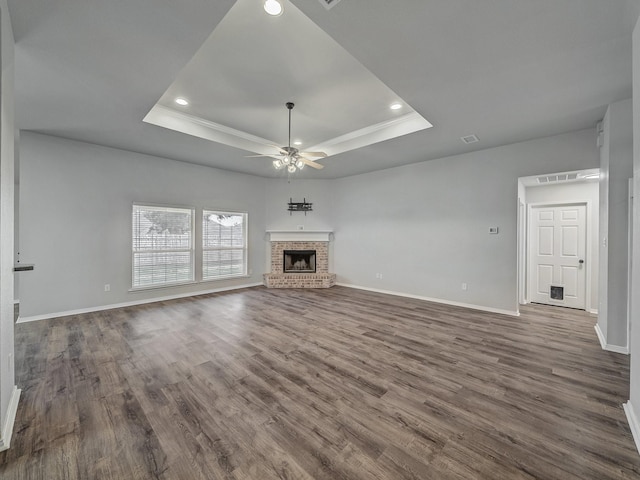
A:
[299,151,327,158]
[300,157,324,169]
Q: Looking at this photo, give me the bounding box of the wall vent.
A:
[461,134,479,144]
[536,172,579,184]
[319,0,343,9]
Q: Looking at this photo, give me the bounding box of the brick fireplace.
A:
[263,231,336,289]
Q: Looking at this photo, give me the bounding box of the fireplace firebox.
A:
[283,250,316,273]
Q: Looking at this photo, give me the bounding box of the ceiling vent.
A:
[536,172,579,184]
[461,134,479,144]
[319,0,343,10]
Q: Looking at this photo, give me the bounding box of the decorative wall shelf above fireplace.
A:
[266,231,333,242]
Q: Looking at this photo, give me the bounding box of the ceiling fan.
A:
[247,102,326,172]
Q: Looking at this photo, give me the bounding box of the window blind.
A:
[202,210,247,280]
[132,205,194,288]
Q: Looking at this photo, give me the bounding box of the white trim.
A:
[12,299,18,305]
[628,178,634,354]
[144,105,276,154]
[17,282,263,323]
[517,198,526,307]
[595,323,607,349]
[266,230,333,242]
[0,387,21,452]
[308,112,432,157]
[594,324,629,354]
[624,401,640,455]
[336,283,520,317]
[144,105,432,159]
[606,344,630,354]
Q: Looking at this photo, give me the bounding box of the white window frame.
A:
[131,204,195,290]
[202,210,248,281]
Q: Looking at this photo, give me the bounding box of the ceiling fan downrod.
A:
[286,101,294,152]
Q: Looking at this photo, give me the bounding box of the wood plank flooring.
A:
[1,286,639,479]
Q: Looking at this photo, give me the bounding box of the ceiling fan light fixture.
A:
[269,101,325,174]
[264,0,283,16]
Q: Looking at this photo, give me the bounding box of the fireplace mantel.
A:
[265,230,333,242]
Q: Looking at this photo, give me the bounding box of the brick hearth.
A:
[263,239,336,289]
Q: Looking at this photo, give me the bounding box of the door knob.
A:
[579,259,584,264]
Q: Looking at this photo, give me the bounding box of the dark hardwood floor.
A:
[1,286,639,479]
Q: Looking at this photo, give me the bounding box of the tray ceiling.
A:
[7,0,639,178]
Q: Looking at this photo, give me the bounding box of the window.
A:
[132,205,194,288]
[202,210,247,280]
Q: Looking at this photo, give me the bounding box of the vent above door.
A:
[536,172,579,184]
[319,0,343,10]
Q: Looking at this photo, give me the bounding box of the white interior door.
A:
[528,204,586,309]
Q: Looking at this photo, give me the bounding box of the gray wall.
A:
[600,109,611,341]
[628,15,640,445]
[599,99,634,350]
[19,133,268,319]
[20,129,600,320]
[525,181,599,312]
[330,129,599,314]
[265,178,336,232]
[0,0,16,448]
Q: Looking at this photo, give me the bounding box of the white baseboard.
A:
[594,323,607,349]
[336,283,520,317]
[594,324,629,354]
[588,308,598,315]
[624,401,640,455]
[0,386,21,452]
[605,344,629,354]
[17,282,263,323]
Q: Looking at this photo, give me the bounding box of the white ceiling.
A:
[144,0,432,162]
[8,0,639,179]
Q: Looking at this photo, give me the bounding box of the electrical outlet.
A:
[104,284,111,292]
[462,283,468,291]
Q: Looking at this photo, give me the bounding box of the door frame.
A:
[628,179,634,352]
[517,197,529,313]
[525,200,594,312]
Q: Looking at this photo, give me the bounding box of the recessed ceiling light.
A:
[175,98,189,106]
[264,0,283,16]
[390,103,402,110]
[294,140,302,146]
